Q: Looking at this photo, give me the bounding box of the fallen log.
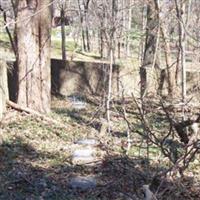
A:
[6,100,68,129]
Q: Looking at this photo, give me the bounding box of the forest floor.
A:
[0,96,200,200]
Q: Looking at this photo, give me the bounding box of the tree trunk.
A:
[81,29,87,51]
[77,0,87,51]
[61,7,67,61]
[16,0,52,113]
[99,28,104,58]
[140,0,160,97]
[106,0,117,133]
[85,26,90,52]
[0,60,9,120]
[99,8,106,58]
[118,42,121,59]
[175,0,187,103]
[106,47,114,134]
[139,3,147,68]
[160,25,175,97]
[126,0,132,57]
[180,3,187,104]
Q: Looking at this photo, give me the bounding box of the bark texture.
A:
[16,0,52,113]
[140,0,160,97]
[0,60,9,120]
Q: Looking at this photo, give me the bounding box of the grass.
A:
[0,30,10,43]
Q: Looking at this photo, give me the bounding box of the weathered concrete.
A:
[51,59,117,97]
[51,59,141,97]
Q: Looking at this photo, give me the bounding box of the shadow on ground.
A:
[53,107,102,132]
[0,136,199,200]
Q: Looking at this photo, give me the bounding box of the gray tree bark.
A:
[140,0,160,97]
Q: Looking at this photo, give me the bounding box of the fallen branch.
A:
[6,100,68,129]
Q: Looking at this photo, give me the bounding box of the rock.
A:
[73,101,86,110]
[69,176,96,191]
[73,147,94,158]
[72,147,96,165]
[72,156,95,165]
[191,123,199,135]
[75,139,97,146]
[67,95,86,110]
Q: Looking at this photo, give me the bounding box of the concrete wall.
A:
[7,59,138,100]
[17,59,200,100]
[51,59,109,96]
[51,59,138,98]
[6,59,200,102]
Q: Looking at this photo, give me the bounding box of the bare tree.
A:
[77,0,91,52]
[175,0,187,105]
[140,0,160,97]
[60,2,67,61]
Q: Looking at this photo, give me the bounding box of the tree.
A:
[61,3,67,61]
[77,0,91,52]
[0,60,9,120]
[175,0,187,104]
[57,0,69,61]
[16,0,52,113]
[158,0,176,97]
[140,0,160,97]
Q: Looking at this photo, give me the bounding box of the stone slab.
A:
[72,156,95,165]
[73,147,94,158]
[75,139,97,146]
[72,147,96,165]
